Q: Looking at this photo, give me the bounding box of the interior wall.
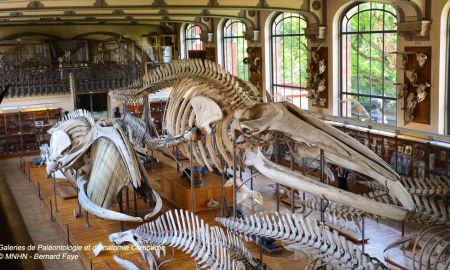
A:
[0,24,161,117]
[0,24,160,43]
[0,94,74,113]
[255,0,447,134]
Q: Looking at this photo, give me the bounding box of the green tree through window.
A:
[341,2,398,125]
[271,13,309,109]
[223,19,248,80]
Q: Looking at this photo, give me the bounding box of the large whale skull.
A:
[228,101,415,220]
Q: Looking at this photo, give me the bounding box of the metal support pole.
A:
[38,182,41,200]
[119,189,124,231]
[250,167,253,190]
[259,237,263,263]
[75,171,82,218]
[190,138,195,213]
[133,189,138,216]
[28,164,31,182]
[274,140,280,213]
[85,210,91,227]
[66,224,70,245]
[220,156,226,217]
[232,139,237,218]
[401,221,405,237]
[53,173,58,212]
[50,199,54,221]
[290,152,295,213]
[125,186,130,209]
[320,149,325,223]
[301,158,306,201]
[362,216,365,253]
[176,145,180,172]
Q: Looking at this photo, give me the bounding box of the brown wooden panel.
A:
[246,47,263,95]
[311,46,328,108]
[404,46,431,124]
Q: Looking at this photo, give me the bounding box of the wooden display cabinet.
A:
[160,171,233,212]
[141,35,177,64]
[150,100,167,134]
[330,121,450,180]
[126,104,144,118]
[430,144,449,176]
[0,108,61,157]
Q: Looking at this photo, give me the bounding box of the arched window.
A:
[223,19,248,80]
[271,12,308,109]
[341,2,398,125]
[184,24,203,58]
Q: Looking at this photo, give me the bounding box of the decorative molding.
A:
[304,26,326,42]
[93,0,108,8]
[207,0,220,7]
[10,12,23,17]
[27,1,44,9]
[64,10,76,16]
[111,9,124,15]
[151,0,167,7]
[199,32,214,43]
[158,9,169,15]
[247,10,256,17]
[397,20,431,41]
[244,29,260,42]
[257,0,269,8]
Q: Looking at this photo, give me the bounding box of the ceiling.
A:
[0,0,313,28]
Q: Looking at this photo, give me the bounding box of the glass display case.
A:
[0,108,61,156]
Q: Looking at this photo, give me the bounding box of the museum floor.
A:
[0,155,413,270]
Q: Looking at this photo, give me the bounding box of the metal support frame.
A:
[232,138,237,218]
[320,149,325,223]
[85,210,91,227]
[250,166,254,190]
[301,157,306,201]
[28,164,31,182]
[176,145,180,172]
[118,189,124,231]
[50,199,54,221]
[66,224,71,245]
[190,137,195,214]
[133,189,138,216]
[259,236,263,263]
[274,139,280,213]
[52,172,59,212]
[290,150,295,213]
[125,186,130,209]
[75,171,82,218]
[220,155,227,217]
[362,216,366,253]
[38,182,41,200]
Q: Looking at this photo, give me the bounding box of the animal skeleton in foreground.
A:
[43,109,162,222]
[216,212,388,270]
[385,224,450,270]
[112,59,415,221]
[109,209,269,270]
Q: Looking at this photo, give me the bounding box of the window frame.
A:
[222,18,248,80]
[269,12,309,109]
[184,23,203,58]
[339,2,398,125]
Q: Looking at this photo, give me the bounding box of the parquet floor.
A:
[1,155,414,270]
